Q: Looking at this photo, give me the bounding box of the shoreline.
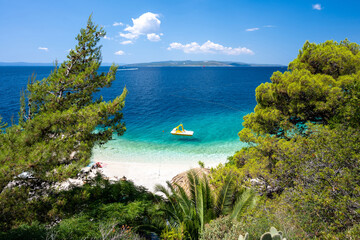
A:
[95,159,223,192]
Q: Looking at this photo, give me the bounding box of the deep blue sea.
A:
[0,66,286,166]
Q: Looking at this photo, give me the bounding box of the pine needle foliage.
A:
[0,117,7,133]
[220,39,360,238]
[0,16,127,230]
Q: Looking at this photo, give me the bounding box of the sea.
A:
[0,66,286,167]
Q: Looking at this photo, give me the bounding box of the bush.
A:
[161,222,189,240]
[0,222,47,240]
[220,125,360,237]
[239,197,308,240]
[50,178,165,239]
[201,216,244,240]
[55,220,145,240]
[0,177,166,239]
[345,224,360,239]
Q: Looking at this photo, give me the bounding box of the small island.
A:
[123,60,284,67]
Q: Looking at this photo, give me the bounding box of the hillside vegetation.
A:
[211,39,360,239]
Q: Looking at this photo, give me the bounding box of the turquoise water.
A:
[93,111,247,166]
[0,66,286,166]
[91,67,286,165]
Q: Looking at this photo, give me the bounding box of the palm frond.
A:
[187,170,198,203]
[155,182,183,223]
[203,174,215,220]
[230,188,257,220]
[196,182,205,234]
[173,182,193,218]
[166,180,177,195]
[215,172,235,216]
[174,183,192,212]
[154,183,171,198]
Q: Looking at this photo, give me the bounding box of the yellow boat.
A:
[171,124,194,136]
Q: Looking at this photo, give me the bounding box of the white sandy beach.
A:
[97,160,222,192]
[90,143,231,192]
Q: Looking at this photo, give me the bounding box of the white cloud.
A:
[113,22,124,26]
[167,40,254,55]
[125,12,160,35]
[120,40,133,45]
[147,33,161,42]
[245,26,275,32]
[103,35,113,40]
[246,27,260,32]
[38,47,48,51]
[312,4,322,10]
[114,50,125,55]
[120,32,139,39]
[119,12,161,41]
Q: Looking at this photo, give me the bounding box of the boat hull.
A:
[171,129,194,136]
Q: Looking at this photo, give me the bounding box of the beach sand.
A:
[97,160,221,192]
[91,145,231,192]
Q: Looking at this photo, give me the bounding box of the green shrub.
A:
[345,223,360,239]
[55,220,145,240]
[238,197,308,240]
[201,216,245,240]
[0,177,166,239]
[161,222,189,240]
[55,214,99,240]
[51,179,166,239]
[0,222,47,240]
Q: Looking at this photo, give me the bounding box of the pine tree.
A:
[0,16,127,193]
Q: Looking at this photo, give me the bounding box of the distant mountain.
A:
[0,61,284,67]
[102,62,127,66]
[123,60,285,67]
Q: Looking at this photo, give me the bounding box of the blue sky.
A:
[1,0,360,65]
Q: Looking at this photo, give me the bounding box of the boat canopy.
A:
[171,124,194,136]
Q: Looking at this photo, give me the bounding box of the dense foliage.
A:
[212,39,360,238]
[156,171,257,239]
[49,176,165,239]
[200,216,244,240]
[240,39,360,141]
[0,176,165,239]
